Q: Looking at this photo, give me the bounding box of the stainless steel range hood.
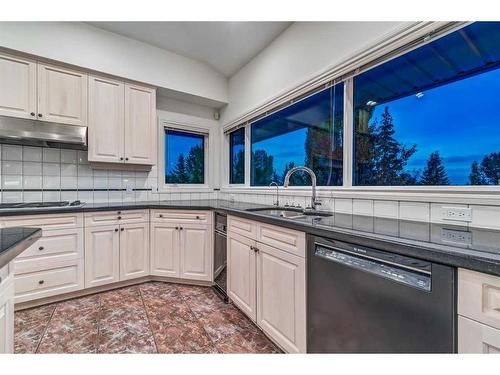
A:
[0,115,87,150]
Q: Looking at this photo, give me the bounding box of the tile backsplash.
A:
[0,144,213,204]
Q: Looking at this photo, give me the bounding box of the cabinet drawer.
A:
[85,209,148,226]
[257,223,305,258]
[0,212,83,230]
[14,260,84,304]
[228,215,257,240]
[13,228,83,274]
[458,316,500,353]
[458,268,500,330]
[151,210,212,225]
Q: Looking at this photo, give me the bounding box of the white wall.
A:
[156,95,216,120]
[0,22,228,106]
[221,21,410,125]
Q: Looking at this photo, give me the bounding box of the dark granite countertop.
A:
[1,199,500,276]
[0,227,42,270]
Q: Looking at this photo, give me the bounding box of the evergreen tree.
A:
[420,151,449,185]
[370,107,418,185]
[479,152,500,185]
[252,150,274,185]
[469,161,486,185]
[170,153,188,183]
[185,145,204,183]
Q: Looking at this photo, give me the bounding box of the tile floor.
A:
[14,282,280,354]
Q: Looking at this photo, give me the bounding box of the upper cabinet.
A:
[0,53,37,119]
[124,84,156,165]
[88,75,125,163]
[0,53,87,126]
[37,63,88,126]
[88,75,156,165]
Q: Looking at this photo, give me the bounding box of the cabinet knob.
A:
[179,227,183,230]
[118,216,122,220]
[37,113,42,118]
[159,214,163,218]
[196,216,200,219]
[120,157,124,161]
[38,280,44,285]
[125,157,129,161]
[30,112,35,116]
[115,228,118,232]
[175,226,179,230]
[117,211,121,214]
[38,246,44,251]
[120,228,124,232]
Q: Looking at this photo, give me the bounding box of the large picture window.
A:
[250,83,344,186]
[354,22,500,186]
[229,127,245,184]
[165,129,205,184]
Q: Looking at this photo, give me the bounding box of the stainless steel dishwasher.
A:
[308,235,456,353]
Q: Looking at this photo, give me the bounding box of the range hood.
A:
[0,115,87,150]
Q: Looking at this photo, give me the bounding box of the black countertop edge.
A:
[0,227,42,270]
[1,199,500,277]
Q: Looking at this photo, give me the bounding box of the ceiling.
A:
[88,22,292,77]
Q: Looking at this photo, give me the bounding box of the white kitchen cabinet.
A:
[179,224,212,282]
[85,225,120,288]
[459,316,500,353]
[150,223,180,278]
[120,222,150,280]
[256,242,306,353]
[0,52,37,119]
[124,83,156,165]
[227,215,307,352]
[0,265,14,354]
[37,63,87,126]
[227,231,257,322]
[88,75,125,163]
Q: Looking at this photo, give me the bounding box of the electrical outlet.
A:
[441,228,472,245]
[441,207,472,222]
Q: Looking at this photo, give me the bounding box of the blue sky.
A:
[371,67,500,184]
[165,131,204,175]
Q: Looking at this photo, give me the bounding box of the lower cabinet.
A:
[150,222,212,282]
[227,221,306,353]
[256,242,306,354]
[0,265,14,354]
[85,225,120,288]
[227,232,257,321]
[85,221,150,288]
[120,223,150,281]
[459,316,500,353]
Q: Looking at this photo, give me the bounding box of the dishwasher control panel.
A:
[315,245,431,292]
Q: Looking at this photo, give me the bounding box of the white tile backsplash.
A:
[2,145,23,161]
[2,161,23,175]
[399,202,430,222]
[374,200,399,218]
[335,198,353,214]
[23,162,42,176]
[42,148,60,163]
[60,149,77,164]
[353,199,374,216]
[23,147,42,162]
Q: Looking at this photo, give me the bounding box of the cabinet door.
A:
[0,275,14,354]
[179,224,212,282]
[37,63,87,126]
[85,225,120,288]
[459,315,500,353]
[88,75,125,163]
[120,222,150,281]
[150,223,180,278]
[0,52,36,119]
[227,232,256,321]
[124,84,156,165]
[257,242,306,353]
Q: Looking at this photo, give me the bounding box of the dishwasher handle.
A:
[315,244,432,292]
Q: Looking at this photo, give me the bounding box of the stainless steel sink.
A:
[246,207,332,220]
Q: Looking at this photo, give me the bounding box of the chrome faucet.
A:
[283,166,321,210]
[269,181,279,206]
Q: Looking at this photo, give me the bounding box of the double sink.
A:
[245,206,332,221]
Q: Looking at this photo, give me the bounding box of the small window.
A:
[165,129,205,184]
[250,83,344,186]
[229,127,245,184]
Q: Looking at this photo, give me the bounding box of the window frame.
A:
[159,120,210,192]
[221,21,500,204]
[228,127,246,185]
